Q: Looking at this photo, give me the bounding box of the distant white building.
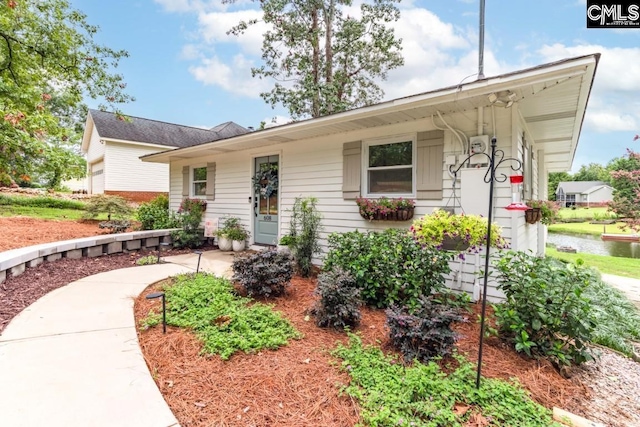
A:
[81,109,248,202]
[556,181,614,207]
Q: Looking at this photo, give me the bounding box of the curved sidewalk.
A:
[0,250,233,427]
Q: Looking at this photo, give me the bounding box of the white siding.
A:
[86,125,105,164]
[588,186,613,204]
[104,142,169,192]
[167,108,530,302]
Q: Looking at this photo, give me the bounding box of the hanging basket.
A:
[441,236,471,252]
[525,208,542,224]
[360,207,414,221]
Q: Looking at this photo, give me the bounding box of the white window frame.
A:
[362,133,417,198]
[191,165,207,198]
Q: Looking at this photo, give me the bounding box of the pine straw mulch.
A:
[134,276,588,427]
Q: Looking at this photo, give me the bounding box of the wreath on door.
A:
[253,163,278,199]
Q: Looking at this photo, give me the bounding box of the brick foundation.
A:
[104,191,167,203]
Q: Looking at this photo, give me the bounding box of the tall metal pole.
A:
[478,0,486,79]
[476,136,496,388]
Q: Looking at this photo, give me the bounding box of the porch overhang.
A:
[142,54,599,173]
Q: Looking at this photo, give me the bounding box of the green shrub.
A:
[323,229,452,309]
[136,255,159,266]
[83,194,133,220]
[0,194,86,210]
[136,195,179,230]
[289,196,322,277]
[386,297,463,363]
[232,250,293,298]
[492,251,596,367]
[171,197,206,248]
[312,268,362,330]
[143,273,300,359]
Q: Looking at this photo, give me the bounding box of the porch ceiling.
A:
[143,54,598,172]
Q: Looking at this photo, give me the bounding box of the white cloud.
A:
[535,43,640,133]
[585,110,638,133]
[197,9,265,56]
[188,54,269,98]
[154,0,227,13]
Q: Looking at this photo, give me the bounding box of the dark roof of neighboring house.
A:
[556,181,610,194]
[89,109,249,148]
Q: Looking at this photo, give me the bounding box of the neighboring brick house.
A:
[556,181,614,207]
[81,109,248,202]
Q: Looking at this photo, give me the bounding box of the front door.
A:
[253,155,279,245]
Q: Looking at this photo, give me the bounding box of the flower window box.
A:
[356,197,415,221]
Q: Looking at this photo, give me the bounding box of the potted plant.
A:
[216,216,242,251]
[277,234,296,255]
[356,197,415,221]
[411,209,508,254]
[525,200,560,225]
[227,226,250,252]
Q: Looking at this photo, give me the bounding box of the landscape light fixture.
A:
[193,250,203,273]
[145,292,166,334]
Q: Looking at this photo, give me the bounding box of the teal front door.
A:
[254,155,279,245]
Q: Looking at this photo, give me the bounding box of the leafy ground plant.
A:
[577,265,640,356]
[332,334,560,427]
[142,273,301,359]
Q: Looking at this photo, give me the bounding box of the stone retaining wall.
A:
[0,230,178,284]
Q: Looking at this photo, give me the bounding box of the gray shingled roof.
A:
[89,109,249,148]
[556,181,609,194]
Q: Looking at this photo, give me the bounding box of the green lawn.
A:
[557,206,616,220]
[546,247,640,279]
[548,221,631,237]
[0,205,102,220]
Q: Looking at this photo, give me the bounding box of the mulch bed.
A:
[134,275,588,427]
[0,244,215,334]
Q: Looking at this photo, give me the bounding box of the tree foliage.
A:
[0,0,133,185]
[227,0,403,119]
[607,149,640,226]
[572,162,610,183]
[548,171,571,201]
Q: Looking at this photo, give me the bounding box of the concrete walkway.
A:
[0,250,233,427]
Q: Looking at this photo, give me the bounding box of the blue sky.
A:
[69,0,640,171]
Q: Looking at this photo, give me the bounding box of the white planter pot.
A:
[232,240,246,252]
[277,244,291,256]
[218,236,232,251]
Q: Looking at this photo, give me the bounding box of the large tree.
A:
[572,162,610,183]
[0,0,132,186]
[607,149,640,225]
[228,0,403,119]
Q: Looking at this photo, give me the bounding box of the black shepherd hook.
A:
[449,136,523,388]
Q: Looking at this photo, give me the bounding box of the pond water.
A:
[547,232,640,259]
